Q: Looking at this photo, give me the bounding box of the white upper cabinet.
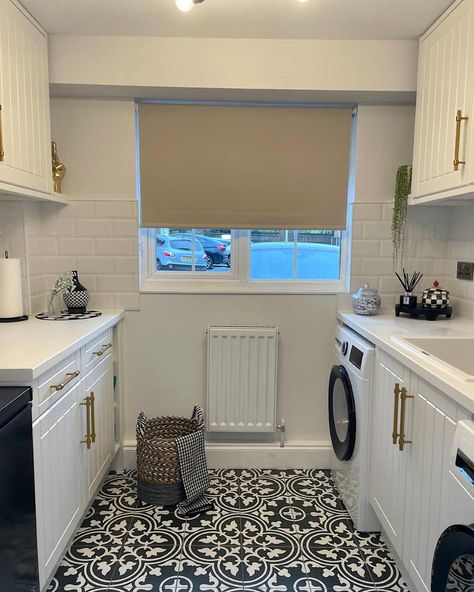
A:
[0,0,52,197]
[411,0,474,203]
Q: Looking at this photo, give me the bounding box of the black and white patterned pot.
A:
[421,281,450,309]
[63,271,89,314]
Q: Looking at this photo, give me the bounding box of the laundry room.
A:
[0,1,473,591]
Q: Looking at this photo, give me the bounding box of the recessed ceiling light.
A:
[175,0,194,12]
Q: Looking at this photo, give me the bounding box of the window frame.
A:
[140,226,351,294]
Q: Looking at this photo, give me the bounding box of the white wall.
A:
[122,294,336,444]
[50,99,136,200]
[2,98,439,466]
[48,36,417,99]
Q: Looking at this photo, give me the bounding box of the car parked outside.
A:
[171,233,230,268]
[156,235,208,271]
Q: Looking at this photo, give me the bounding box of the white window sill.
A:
[140,278,347,295]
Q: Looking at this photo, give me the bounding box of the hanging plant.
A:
[392,164,412,269]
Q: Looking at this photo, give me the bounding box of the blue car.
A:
[156,235,208,271]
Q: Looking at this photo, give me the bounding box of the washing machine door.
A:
[431,525,474,592]
[328,365,356,461]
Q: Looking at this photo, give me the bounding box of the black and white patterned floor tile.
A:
[49,468,410,592]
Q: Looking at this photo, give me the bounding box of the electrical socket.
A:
[457,261,474,281]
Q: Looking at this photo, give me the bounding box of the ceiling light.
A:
[175,0,194,12]
[298,0,310,3]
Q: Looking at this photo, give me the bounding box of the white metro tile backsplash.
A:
[21,199,139,314]
[350,202,450,311]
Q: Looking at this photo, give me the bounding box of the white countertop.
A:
[338,311,474,414]
[0,310,124,381]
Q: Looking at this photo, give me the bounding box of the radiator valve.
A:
[276,419,286,448]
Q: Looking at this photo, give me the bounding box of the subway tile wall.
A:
[3,199,139,315]
[444,205,474,319]
[350,202,450,311]
[2,196,474,319]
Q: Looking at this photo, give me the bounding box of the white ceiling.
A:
[21,0,453,40]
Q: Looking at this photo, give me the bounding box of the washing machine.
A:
[432,420,474,592]
[328,323,379,532]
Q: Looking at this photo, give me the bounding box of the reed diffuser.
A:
[395,269,423,308]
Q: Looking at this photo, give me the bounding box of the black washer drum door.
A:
[328,365,356,461]
[432,524,474,592]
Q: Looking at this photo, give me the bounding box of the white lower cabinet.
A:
[370,350,411,557]
[33,382,83,589]
[371,350,471,592]
[33,339,116,590]
[82,354,115,503]
[403,377,470,592]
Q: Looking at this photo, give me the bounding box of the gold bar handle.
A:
[90,391,96,444]
[80,395,92,449]
[0,105,4,162]
[453,109,468,170]
[398,387,414,451]
[92,343,113,357]
[50,370,80,392]
[392,383,401,445]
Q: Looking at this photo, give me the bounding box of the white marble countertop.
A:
[338,311,474,415]
[0,310,124,381]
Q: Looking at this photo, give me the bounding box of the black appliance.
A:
[328,364,356,461]
[0,386,38,591]
[432,524,474,592]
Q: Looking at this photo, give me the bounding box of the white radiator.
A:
[206,325,278,432]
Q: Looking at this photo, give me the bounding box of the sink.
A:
[392,336,474,382]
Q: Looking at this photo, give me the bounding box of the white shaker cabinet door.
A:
[0,0,51,194]
[412,0,474,199]
[82,354,115,503]
[33,382,83,590]
[370,351,411,558]
[403,377,471,592]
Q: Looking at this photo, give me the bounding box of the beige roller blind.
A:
[138,103,353,230]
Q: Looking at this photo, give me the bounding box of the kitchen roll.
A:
[0,256,24,318]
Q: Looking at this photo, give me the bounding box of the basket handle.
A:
[191,404,205,429]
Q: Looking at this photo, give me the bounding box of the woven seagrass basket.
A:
[136,414,202,506]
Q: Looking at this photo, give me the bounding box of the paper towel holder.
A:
[0,251,28,323]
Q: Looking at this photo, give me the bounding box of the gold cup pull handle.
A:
[80,395,92,449]
[454,109,469,171]
[392,383,400,445]
[90,391,96,444]
[398,387,414,451]
[0,105,4,162]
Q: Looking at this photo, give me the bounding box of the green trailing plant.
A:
[392,164,412,270]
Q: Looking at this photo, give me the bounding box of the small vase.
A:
[63,271,89,314]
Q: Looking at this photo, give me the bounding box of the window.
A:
[141,227,349,293]
[154,229,232,273]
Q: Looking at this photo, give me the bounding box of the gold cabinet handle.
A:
[398,387,414,451]
[80,395,92,449]
[0,105,4,162]
[90,391,96,444]
[392,383,401,445]
[92,343,113,357]
[50,370,80,391]
[453,109,469,170]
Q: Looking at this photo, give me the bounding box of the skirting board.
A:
[122,440,331,470]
